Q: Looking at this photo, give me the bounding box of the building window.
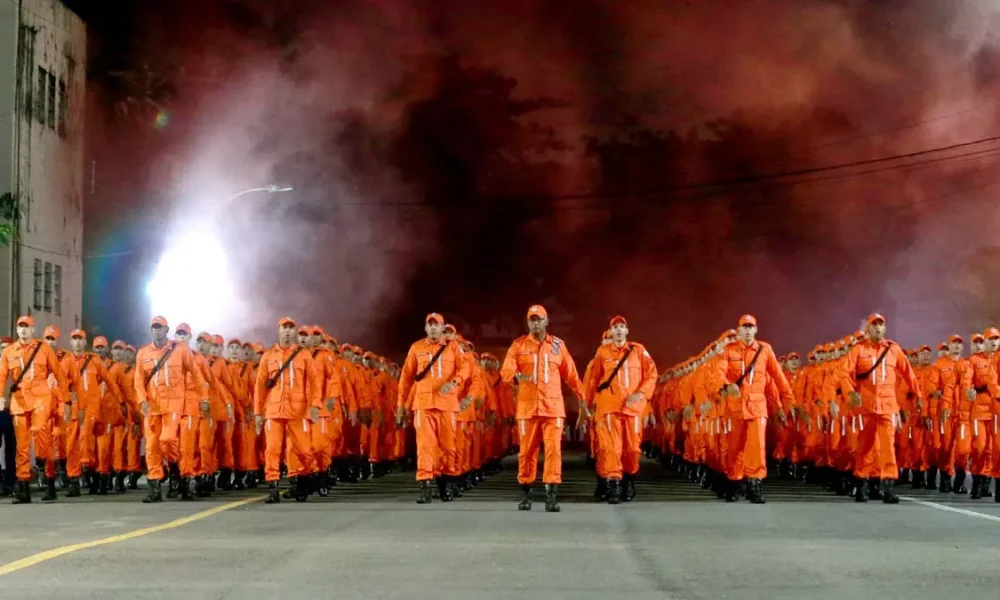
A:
[43,262,52,313]
[58,79,67,136]
[33,259,42,310]
[36,68,46,124]
[54,265,62,316]
[47,72,56,129]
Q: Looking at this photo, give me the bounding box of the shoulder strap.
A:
[733,345,765,387]
[10,342,44,392]
[414,342,451,382]
[265,347,305,389]
[597,345,635,393]
[856,345,892,380]
[239,363,248,378]
[144,343,176,387]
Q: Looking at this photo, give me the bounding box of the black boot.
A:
[166,464,181,498]
[882,479,899,504]
[180,477,195,501]
[517,485,532,511]
[233,471,246,491]
[867,477,883,500]
[196,475,212,498]
[451,475,465,498]
[295,476,309,502]
[607,478,622,505]
[925,466,938,490]
[940,472,953,493]
[911,470,924,490]
[954,470,968,494]
[835,472,851,496]
[747,478,766,504]
[994,478,1000,503]
[87,469,100,495]
[316,472,330,497]
[725,479,739,502]
[622,474,637,502]
[437,477,453,502]
[128,472,141,490]
[81,469,91,491]
[98,473,110,495]
[12,481,31,504]
[66,477,81,498]
[971,475,983,500]
[245,470,258,489]
[544,484,560,512]
[416,480,432,504]
[114,472,126,493]
[142,479,163,503]
[854,477,869,503]
[898,468,910,485]
[594,477,608,502]
[56,459,69,488]
[265,481,280,504]
[41,476,57,502]
[218,468,233,491]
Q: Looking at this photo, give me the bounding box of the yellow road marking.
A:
[0,495,265,576]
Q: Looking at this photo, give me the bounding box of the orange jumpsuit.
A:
[107,360,141,474]
[72,352,121,476]
[54,350,84,479]
[455,354,485,476]
[500,334,584,486]
[227,360,257,474]
[0,340,68,482]
[586,341,658,480]
[306,347,340,475]
[254,344,322,482]
[839,341,922,480]
[398,338,470,481]
[957,353,999,476]
[134,341,207,482]
[933,356,960,475]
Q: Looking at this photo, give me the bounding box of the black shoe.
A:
[142,479,163,504]
[294,476,309,502]
[437,477,453,502]
[218,468,233,491]
[41,477,57,502]
[725,479,739,502]
[128,472,141,490]
[854,477,869,503]
[166,464,181,498]
[233,471,246,491]
[994,478,1000,503]
[971,475,984,500]
[926,467,938,490]
[316,472,330,497]
[451,476,465,498]
[954,470,968,494]
[867,477,883,500]
[544,484,560,512]
[81,470,91,490]
[882,479,899,504]
[265,481,280,504]
[196,475,212,498]
[246,471,258,489]
[180,477,195,501]
[835,472,851,496]
[56,459,69,488]
[12,481,31,504]
[87,470,100,495]
[66,477,81,498]
[898,468,910,485]
[98,474,111,495]
[517,485,532,511]
[114,472,126,493]
[622,474,637,502]
[417,480,432,504]
[940,473,953,493]
[911,470,924,490]
[747,478,766,504]
[607,478,622,505]
[594,477,608,502]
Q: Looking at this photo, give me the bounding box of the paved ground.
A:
[3,454,1000,599]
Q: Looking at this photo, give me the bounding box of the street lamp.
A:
[227,184,294,201]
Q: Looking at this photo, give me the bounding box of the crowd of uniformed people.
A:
[0,306,996,510]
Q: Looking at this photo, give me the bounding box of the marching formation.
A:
[2,306,998,511]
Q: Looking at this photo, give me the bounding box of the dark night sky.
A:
[71,0,1000,366]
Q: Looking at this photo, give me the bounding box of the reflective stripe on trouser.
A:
[853,413,899,480]
[311,417,333,472]
[517,416,565,485]
[725,417,768,481]
[264,418,314,481]
[595,413,642,480]
[414,408,458,481]
[965,419,991,475]
[12,409,51,481]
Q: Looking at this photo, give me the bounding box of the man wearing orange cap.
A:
[134,317,208,503]
[0,315,69,503]
[68,331,123,495]
[206,334,239,491]
[584,316,658,504]
[838,313,922,503]
[191,331,235,497]
[42,325,70,490]
[44,326,85,496]
[957,333,1000,499]
[107,340,140,493]
[931,335,964,492]
[91,335,125,493]
[298,325,342,496]
[501,304,584,512]
[254,317,323,504]
[397,313,470,503]
[909,345,939,491]
[224,338,255,489]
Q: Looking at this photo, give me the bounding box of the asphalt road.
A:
[2,454,1000,599]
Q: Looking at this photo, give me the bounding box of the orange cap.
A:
[126,344,136,353]
[196,331,212,342]
[211,335,224,345]
[985,327,1000,339]
[176,323,192,335]
[938,342,948,350]
[425,313,444,324]
[609,315,627,327]
[786,352,800,360]
[339,343,351,353]
[297,325,310,335]
[312,325,324,335]
[443,324,457,334]
[972,333,985,343]
[949,334,963,344]
[918,345,931,352]
[278,317,295,328]
[867,313,886,325]
[70,329,86,339]
[823,343,835,352]
[112,340,126,349]
[363,351,376,359]
[601,329,611,340]
[16,315,34,327]
[227,338,242,346]
[738,314,757,327]
[718,329,737,341]
[43,325,60,339]
[93,336,108,348]
[481,352,496,361]
[150,316,168,328]
[252,342,265,353]
[328,335,339,346]
[527,305,547,319]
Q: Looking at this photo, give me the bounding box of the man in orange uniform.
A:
[254,317,323,504]
[300,326,340,496]
[958,333,1000,499]
[91,336,126,495]
[207,335,238,491]
[932,335,963,492]
[69,331,123,495]
[0,316,69,503]
[108,340,140,493]
[500,304,584,513]
[134,316,208,503]
[585,316,658,504]
[225,338,255,489]
[44,325,82,494]
[397,313,470,503]
[909,345,939,490]
[714,315,791,504]
[192,332,234,497]
[839,313,922,503]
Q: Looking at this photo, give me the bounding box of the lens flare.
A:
[146,231,235,331]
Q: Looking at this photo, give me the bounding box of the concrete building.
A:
[0,0,86,336]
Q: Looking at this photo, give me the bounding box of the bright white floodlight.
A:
[145,231,236,330]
